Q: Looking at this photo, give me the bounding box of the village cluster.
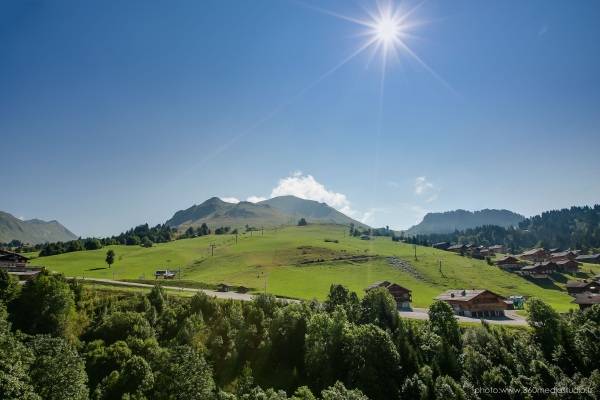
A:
[430,243,600,310]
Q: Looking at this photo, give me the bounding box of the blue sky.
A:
[1,0,599,237]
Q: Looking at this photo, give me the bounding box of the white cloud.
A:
[414,176,433,195]
[414,176,439,203]
[246,196,267,203]
[220,197,240,204]
[270,172,356,216]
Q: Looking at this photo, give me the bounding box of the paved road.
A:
[75,278,527,326]
[400,308,527,326]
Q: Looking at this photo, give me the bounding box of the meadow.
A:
[31,224,600,311]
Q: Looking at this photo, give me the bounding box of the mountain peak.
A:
[406,209,525,235]
[166,195,367,229]
[0,211,77,244]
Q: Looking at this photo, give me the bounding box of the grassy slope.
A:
[32,225,600,311]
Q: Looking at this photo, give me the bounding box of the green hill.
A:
[0,211,78,245]
[32,224,598,311]
[165,195,366,230]
[406,209,525,235]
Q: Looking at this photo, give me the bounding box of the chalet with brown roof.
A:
[432,242,450,250]
[566,280,599,296]
[550,251,577,262]
[366,281,412,310]
[0,250,42,281]
[495,256,522,271]
[435,289,508,318]
[489,245,505,254]
[571,292,600,310]
[519,248,549,263]
[575,254,600,264]
[0,250,29,268]
[555,259,580,273]
[520,261,557,278]
[447,244,466,253]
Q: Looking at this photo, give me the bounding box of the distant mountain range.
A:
[405,209,525,236]
[165,195,367,229]
[0,211,78,244]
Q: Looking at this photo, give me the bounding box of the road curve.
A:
[74,278,528,326]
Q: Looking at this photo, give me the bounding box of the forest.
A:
[406,205,600,253]
[0,269,599,400]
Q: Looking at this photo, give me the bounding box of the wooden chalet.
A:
[0,250,43,281]
[432,242,450,250]
[366,281,412,310]
[520,261,557,278]
[489,245,505,254]
[566,280,599,296]
[575,254,600,264]
[550,251,577,262]
[447,244,466,253]
[555,259,580,273]
[435,289,508,318]
[495,256,522,271]
[519,248,549,263]
[571,292,600,310]
[478,247,495,257]
[0,249,29,268]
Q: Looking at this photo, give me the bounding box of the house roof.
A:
[0,250,29,262]
[551,251,575,258]
[366,281,391,290]
[489,245,504,249]
[496,256,520,264]
[447,244,465,250]
[386,283,412,293]
[556,260,579,266]
[520,248,546,257]
[575,254,600,262]
[571,292,600,305]
[566,280,597,288]
[435,289,505,302]
[522,262,556,271]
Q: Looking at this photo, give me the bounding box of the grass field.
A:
[31,225,600,311]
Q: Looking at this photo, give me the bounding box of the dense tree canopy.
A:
[0,274,599,399]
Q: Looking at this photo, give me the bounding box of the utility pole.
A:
[261,226,264,236]
[210,243,216,256]
[414,244,418,261]
[235,233,238,244]
[257,271,268,294]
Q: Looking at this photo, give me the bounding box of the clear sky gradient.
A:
[1,0,599,237]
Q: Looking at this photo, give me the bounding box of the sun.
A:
[373,14,402,45]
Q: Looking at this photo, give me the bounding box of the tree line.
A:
[406,205,600,253]
[1,269,598,399]
[32,224,177,257]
